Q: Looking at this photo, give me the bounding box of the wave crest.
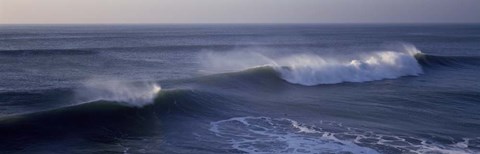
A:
[75,79,161,107]
[200,44,423,86]
[275,50,422,85]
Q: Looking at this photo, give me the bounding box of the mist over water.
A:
[74,79,161,107]
[0,24,479,153]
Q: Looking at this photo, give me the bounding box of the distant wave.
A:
[0,49,98,56]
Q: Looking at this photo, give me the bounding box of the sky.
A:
[1,0,479,24]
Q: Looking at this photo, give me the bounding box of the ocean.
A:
[0,24,479,153]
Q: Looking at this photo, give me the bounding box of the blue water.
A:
[0,24,479,153]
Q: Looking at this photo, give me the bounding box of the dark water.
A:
[0,24,479,153]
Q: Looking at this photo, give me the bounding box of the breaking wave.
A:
[201,44,424,86]
[274,50,422,85]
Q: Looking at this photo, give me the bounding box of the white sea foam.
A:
[274,50,422,85]
[209,116,379,154]
[75,79,161,107]
[200,44,423,86]
[209,117,478,154]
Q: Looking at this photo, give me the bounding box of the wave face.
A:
[201,44,423,86]
[0,88,233,151]
[416,54,480,67]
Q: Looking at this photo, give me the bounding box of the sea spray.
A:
[275,51,423,85]
[75,79,161,107]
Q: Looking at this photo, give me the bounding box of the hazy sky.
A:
[1,0,479,24]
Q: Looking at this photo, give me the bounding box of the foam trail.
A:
[210,117,477,154]
[75,79,161,107]
[210,116,380,153]
[201,44,423,86]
